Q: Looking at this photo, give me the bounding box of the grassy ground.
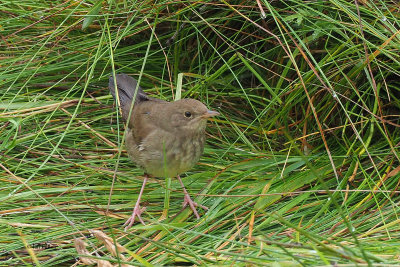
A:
[1,0,400,266]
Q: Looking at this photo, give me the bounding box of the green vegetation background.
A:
[1,0,400,266]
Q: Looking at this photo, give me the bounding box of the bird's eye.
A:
[184,111,192,118]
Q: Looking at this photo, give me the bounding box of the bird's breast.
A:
[127,128,206,178]
[163,131,205,176]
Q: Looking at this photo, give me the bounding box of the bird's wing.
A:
[129,100,168,147]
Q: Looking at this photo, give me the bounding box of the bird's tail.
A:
[109,73,148,120]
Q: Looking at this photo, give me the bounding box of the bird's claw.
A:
[182,194,208,219]
[124,205,146,231]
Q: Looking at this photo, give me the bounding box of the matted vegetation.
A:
[1,0,399,265]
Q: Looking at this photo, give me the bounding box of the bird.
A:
[109,73,219,230]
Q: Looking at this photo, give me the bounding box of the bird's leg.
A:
[124,175,148,230]
[177,175,208,219]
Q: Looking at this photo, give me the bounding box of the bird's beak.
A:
[202,110,220,119]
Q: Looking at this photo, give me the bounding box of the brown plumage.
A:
[109,74,219,229]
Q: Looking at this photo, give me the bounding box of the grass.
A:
[1,0,400,265]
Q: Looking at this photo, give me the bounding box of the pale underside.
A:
[125,126,205,177]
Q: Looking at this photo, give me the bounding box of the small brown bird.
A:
[109,74,219,230]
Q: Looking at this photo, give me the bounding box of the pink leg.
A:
[124,175,148,230]
[177,175,208,219]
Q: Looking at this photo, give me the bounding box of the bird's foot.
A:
[124,175,148,231]
[124,204,146,231]
[182,194,208,219]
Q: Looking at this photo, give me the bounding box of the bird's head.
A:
[165,99,219,133]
